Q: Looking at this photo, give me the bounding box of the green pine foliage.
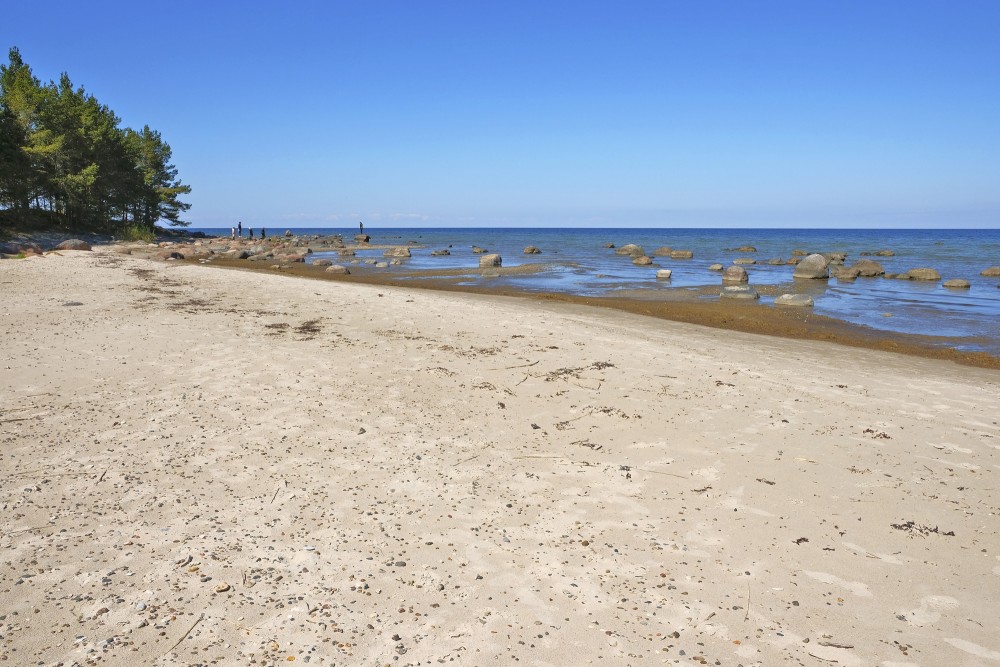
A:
[0,47,191,233]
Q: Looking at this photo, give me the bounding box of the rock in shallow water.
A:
[774,294,814,307]
[720,285,759,300]
[943,279,970,289]
[793,253,830,279]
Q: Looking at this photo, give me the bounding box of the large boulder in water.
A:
[615,244,644,256]
[908,267,941,281]
[656,269,672,280]
[651,246,673,256]
[721,265,749,283]
[479,253,502,268]
[980,266,1000,277]
[523,246,542,254]
[943,278,970,289]
[852,259,885,277]
[793,253,830,279]
[632,255,653,265]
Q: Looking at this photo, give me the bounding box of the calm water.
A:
[193,227,1000,355]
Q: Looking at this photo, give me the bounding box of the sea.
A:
[192,227,1000,356]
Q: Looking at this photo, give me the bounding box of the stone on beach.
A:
[479,253,502,268]
[774,293,814,307]
[312,259,333,266]
[720,285,759,300]
[793,253,830,279]
[907,267,941,281]
[324,264,350,274]
[384,247,411,258]
[721,265,749,283]
[943,279,970,289]
[55,239,92,251]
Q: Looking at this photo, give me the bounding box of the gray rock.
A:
[354,234,370,243]
[284,230,293,237]
[325,264,350,274]
[338,249,356,256]
[943,279,970,289]
[312,259,333,266]
[479,253,502,268]
[767,258,785,265]
[721,265,749,283]
[707,263,724,271]
[523,246,542,254]
[383,247,411,257]
[793,253,830,279]
[670,250,694,259]
[632,255,653,265]
[908,267,941,281]
[472,246,488,254]
[720,285,760,300]
[980,266,1000,277]
[791,249,809,256]
[733,257,756,265]
[774,293,814,307]
[55,239,92,251]
[656,269,672,280]
[651,246,673,256]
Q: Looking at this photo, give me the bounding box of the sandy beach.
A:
[2,246,998,666]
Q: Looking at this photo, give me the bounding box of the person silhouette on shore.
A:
[249,228,254,239]
[261,227,266,240]
[359,221,364,235]
[237,221,242,238]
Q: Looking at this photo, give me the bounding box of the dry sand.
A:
[1,247,998,666]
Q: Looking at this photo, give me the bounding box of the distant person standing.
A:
[261,227,266,240]
[359,221,364,235]
[231,226,236,240]
[249,228,254,239]
[237,221,242,238]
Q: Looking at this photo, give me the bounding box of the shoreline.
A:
[2,247,999,665]
[198,255,1000,370]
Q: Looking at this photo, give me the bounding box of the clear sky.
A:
[4,1,999,228]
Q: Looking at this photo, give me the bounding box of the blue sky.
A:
[4,1,999,228]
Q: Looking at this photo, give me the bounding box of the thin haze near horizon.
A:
[4,1,999,229]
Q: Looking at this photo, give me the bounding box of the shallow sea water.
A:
[195,227,1000,355]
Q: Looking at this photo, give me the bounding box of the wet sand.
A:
[2,246,998,666]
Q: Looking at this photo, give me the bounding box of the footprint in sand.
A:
[899,595,959,626]
[802,570,873,597]
[944,637,1000,661]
